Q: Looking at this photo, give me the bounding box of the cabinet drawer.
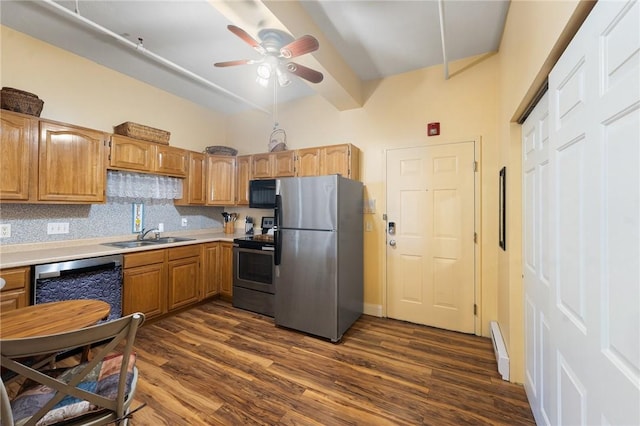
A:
[0,266,30,291]
[168,244,201,261]
[124,249,166,268]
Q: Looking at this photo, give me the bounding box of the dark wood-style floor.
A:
[130,300,535,425]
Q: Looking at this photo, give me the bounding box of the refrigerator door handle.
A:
[275,194,282,265]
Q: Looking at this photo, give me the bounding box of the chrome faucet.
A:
[137,227,160,241]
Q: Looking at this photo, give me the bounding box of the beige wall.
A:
[0,26,226,151]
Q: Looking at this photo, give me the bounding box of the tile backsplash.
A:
[0,199,224,245]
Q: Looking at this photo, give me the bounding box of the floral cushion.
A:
[10,353,136,426]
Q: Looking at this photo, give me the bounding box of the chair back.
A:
[1,312,144,426]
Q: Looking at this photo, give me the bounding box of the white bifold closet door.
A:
[523,0,639,424]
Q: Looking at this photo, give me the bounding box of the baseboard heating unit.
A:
[490,321,510,381]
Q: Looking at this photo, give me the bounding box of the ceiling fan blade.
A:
[286,62,324,84]
[214,59,254,67]
[280,35,319,59]
[227,25,266,54]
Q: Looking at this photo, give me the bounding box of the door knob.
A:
[389,239,396,247]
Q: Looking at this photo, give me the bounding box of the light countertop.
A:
[0,229,245,269]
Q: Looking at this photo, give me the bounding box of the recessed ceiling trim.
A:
[438,0,449,80]
[39,0,269,114]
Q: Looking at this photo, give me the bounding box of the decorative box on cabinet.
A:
[206,155,236,206]
[0,111,37,201]
[0,266,30,312]
[174,151,206,205]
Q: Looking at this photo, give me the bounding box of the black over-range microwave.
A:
[249,179,276,208]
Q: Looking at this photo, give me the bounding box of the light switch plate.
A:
[47,222,69,234]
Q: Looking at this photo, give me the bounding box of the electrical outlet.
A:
[47,222,69,235]
[181,218,188,227]
[0,224,11,238]
[365,220,373,232]
[158,223,164,232]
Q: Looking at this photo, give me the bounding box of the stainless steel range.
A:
[232,234,275,317]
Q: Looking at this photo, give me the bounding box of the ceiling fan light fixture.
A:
[256,75,270,88]
[256,63,272,79]
[276,67,291,87]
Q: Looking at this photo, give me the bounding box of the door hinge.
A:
[474,232,478,243]
[382,213,388,221]
[473,161,478,172]
[474,304,478,315]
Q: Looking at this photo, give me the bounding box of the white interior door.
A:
[524,1,639,424]
[386,142,476,333]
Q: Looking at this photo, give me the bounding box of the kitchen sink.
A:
[151,237,195,244]
[102,240,160,248]
[102,237,195,248]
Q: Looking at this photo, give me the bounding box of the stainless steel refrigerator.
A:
[274,175,363,342]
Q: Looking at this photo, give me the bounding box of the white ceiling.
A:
[0,0,509,115]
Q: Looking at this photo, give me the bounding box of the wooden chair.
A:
[0,312,145,426]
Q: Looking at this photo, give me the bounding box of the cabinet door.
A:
[39,121,106,202]
[206,155,236,206]
[123,262,167,319]
[201,243,220,299]
[219,242,234,299]
[295,147,321,177]
[167,256,200,311]
[235,155,252,206]
[174,151,205,205]
[0,111,37,201]
[109,135,154,172]
[0,266,30,311]
[252,153,273,179]
[155,145,187,177]
[273,151,295,177]
[321,144,360,180]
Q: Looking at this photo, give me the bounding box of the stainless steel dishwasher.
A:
[33,254,123,321]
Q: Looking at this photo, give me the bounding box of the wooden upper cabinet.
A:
[236,155,252,206]
[174,151,206,206]
[320,144,360,180]
[109,135,154,172]
[206,155,236,206]
[252,151,295,179]
[38,120,107,203]
[295,147,321,177]
[274,151,295,177]
[0,111,37,201]
[109,135,187,177]
[252,153,272,179]
[155,145,187,177]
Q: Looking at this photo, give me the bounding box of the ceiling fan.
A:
[214,25,324,87]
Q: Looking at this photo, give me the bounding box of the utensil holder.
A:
[224,222,235,234]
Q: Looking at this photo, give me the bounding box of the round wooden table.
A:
[0,300,111,339]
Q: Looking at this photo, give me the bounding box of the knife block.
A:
[224,222,235,234]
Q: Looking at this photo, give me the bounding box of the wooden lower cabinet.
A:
[201,243,220,299]
[0,266,30,312]
[123,250,167,319]
[219,242,234,299]
[167,245,200,311]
